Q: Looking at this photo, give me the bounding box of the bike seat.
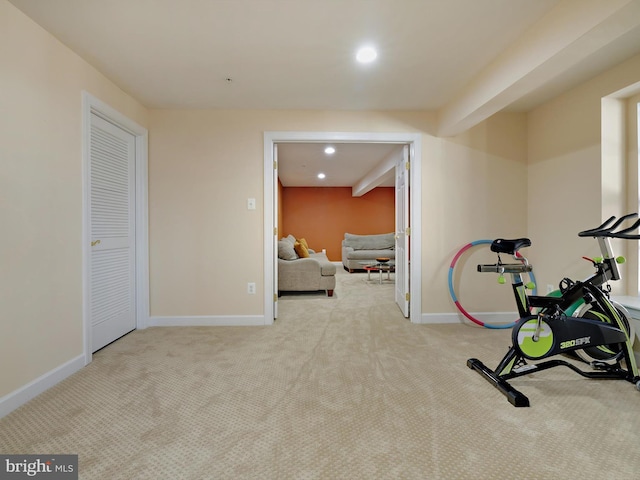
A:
[490,238,531,255]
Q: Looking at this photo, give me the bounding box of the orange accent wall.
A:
[281,187,395,261]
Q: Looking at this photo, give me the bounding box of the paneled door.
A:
[89,113,136,351]
[395,145,410,317]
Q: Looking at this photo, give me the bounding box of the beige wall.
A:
[149,110,433,316]
[626,92,640,295]
[0,0,149,398]
[425,113,529,313]
[149,109,528,316]
[527,54,640,295]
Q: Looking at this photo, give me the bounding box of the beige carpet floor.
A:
[1,267,640,479]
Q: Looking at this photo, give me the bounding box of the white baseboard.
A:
[0,354,85,419]
[148,315,266,327]
[419,311,518,325]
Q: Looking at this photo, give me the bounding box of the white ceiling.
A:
[10,0,640,188]
[278,142,402,188]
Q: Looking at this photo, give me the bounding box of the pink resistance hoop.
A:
[448,240,536,329]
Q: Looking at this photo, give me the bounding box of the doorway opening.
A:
[264,131,422,325]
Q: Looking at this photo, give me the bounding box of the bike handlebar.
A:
[477,263,533,274]
[578,213,640,239]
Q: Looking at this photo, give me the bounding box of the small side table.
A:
[361,262,395,284]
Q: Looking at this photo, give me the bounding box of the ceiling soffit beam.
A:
[351,149,402,197]
[436,0,640,137]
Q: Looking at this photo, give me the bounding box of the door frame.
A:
[263,131,422,324]
[81,92,149,364]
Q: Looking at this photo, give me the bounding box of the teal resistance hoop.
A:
[448,240,536,329]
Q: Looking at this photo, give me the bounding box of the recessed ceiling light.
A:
[324,146,335,155]
[356,46,377,64]
[317,173,326,179]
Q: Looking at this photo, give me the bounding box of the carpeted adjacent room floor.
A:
[1,267,639,479]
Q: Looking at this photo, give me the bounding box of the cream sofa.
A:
[278,235,336,297]
[341,232,395,272]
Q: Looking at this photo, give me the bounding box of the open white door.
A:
[273,144,279,319]
[395,145,410,317]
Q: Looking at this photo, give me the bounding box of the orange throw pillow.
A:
[294,240,310,258]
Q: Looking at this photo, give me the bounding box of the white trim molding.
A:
[0,355,84,418]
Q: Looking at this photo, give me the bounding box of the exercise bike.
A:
[467,214,640,407]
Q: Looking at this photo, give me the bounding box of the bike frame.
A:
[469,215,640,407]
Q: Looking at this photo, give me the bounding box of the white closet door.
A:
[90,113,136,351]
